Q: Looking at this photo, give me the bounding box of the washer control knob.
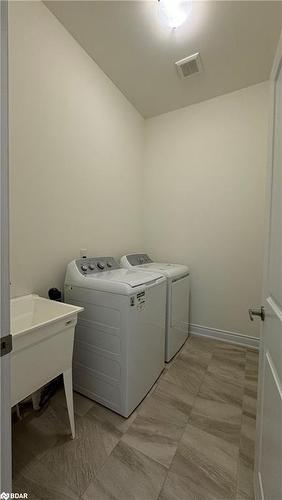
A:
[89,263,95,270]
[97,261,105,270]
[81,265,88,272]
[107,261,113,268]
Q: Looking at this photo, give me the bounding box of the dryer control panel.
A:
[76,257,120,275]
[126,254,153,266]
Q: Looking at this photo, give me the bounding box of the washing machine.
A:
[120,254,190,362]
[64,256,166,417]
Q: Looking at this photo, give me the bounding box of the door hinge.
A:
[0,334,12,357]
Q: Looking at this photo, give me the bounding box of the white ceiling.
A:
[45,1,282,118]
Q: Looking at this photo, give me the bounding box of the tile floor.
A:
[12,335,259,500]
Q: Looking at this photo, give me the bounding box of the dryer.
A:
[64,257,166,417]
[120,254,190,362]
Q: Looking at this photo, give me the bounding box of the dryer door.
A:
[166,274,190,361]
[171,275,190,332]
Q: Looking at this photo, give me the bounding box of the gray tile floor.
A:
[12,335,259,500]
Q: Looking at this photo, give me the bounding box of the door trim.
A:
[0,0,11,494]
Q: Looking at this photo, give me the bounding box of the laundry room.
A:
[1,1,282,499]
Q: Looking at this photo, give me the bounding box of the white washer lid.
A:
[86,268,164,287]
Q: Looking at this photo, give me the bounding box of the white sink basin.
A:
[11,293,82,338]
[10,294,83,438]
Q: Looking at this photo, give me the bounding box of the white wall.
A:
[144,83,270,337]
[9,1,144,297]
[9,1,269,339]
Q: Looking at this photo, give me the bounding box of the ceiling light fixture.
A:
[158,0,192,30]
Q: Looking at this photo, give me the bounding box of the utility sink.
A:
[10,294,83,438]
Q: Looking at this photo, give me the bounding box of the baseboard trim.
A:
[189,323,260,350]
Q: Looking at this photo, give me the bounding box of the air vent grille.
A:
[175,53,202,79]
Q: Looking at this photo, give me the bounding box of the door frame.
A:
[0,0,11,494]
[254,28,282,500]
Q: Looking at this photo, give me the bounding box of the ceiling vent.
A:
[175,52,202,79]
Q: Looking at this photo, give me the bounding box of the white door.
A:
[0,0,11,495]
[254,33,282,500]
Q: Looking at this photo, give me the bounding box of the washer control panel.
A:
[76,257,119,275]
[126,254,153,266]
